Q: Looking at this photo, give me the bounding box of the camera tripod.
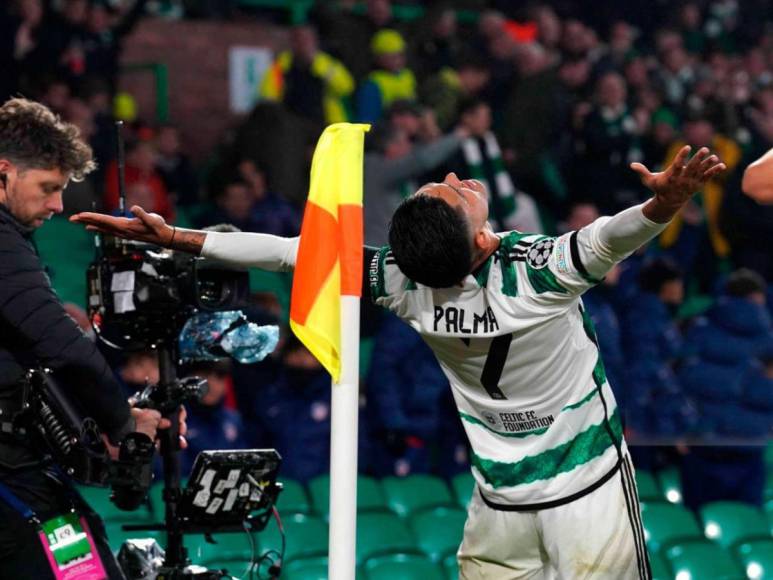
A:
[122,344,276,580]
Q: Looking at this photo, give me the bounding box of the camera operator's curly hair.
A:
[0,98,95,181]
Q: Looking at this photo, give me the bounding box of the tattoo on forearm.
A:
[170,228,207,255]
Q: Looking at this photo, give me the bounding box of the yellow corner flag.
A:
[290,123,370,382]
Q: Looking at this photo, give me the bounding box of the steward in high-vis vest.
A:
[260,24,355,126]
[355,29,417,123]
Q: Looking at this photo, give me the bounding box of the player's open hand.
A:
[630,146,727,208]
[70,205,174,247]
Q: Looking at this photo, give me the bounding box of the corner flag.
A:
[289,123,370,381]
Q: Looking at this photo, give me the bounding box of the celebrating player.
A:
[72,145,725,579]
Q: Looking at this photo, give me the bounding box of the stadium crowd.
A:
[1,0,772,513]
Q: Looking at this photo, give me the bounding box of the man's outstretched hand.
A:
[70,205,173,246]
[631,145,727,223]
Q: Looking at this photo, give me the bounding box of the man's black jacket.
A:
[0,204,132,466]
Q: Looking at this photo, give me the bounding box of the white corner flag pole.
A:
[327,295,360,579]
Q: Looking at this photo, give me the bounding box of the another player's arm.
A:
[742,147,773,202]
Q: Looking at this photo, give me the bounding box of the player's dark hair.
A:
[0,98,95,181]
[389,194,473,288]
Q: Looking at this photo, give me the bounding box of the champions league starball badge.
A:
[526,239,555,269]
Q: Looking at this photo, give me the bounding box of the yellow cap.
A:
[371,29,406,56]
[113,91,137,122]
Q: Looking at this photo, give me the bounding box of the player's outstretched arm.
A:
[631,145,727,223]
[70,205,299,272]
[70,205,206,254]
[742,147,773,203]
[567,147,726,284]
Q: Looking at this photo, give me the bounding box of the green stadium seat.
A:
[409,506,466,562]
[635,470,662,502]
[766,500,773,534]
[665,540,746,580]
[258,512,328,564]
[640,501,703,554]
[766,471,773,503]
[443,553,458,580]
[360,337,375,378]
[657,467,683,504]
[307,474,387,518]
[282,556,329,580]
[736,539,773,580]
[356,512,418,563]
[648,550,670,580]
[382,475,455,518]
[765,442,773,469]
[451,472,474,509]
[277,478,312,514]
[197,530,256,570]
[363,553,445,580]
[700,501,770,549]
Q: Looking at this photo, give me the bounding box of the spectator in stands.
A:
[178,360,246,475]
[362,121,466,246]
[440,97,542,233]
[311,0,398,82]
[104,139,174,221]
[419,53,491,132]
[574,71,645,213]
[623,258,695,443]
[720,145,773,281]
[355,29,417,123]
[155,124,199,207]
[659,115,741,289]
[205,181,255,232]
[80,0,149,91]
[408,3,463,79]
[259,24,354,127]
[204,169,300,237]
[237,159,300,237]
[366,312,466,477]
[383,100,424,142]
[500,42,563,207]
[679,269,773,509]
[60,98,100,214]
[250,336,368,482]
[0,0,47,101]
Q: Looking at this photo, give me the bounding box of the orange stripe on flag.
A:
[289,123,370,381]
[339,204,363,296]
[290,201,338,326]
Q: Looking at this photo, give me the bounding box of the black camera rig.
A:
[17,369,155,509]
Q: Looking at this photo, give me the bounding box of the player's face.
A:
[415,172,490,234]
[0,164,68,228]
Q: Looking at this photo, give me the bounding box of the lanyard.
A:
[0,478,38,522]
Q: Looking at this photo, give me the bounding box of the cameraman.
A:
[0,98,171,579]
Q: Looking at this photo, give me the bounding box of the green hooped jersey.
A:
[369,230,625,507]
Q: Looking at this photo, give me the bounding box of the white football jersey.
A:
[369,230,625,507]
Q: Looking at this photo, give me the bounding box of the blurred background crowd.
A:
[2,0,772,514]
